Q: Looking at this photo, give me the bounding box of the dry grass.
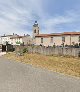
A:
[4,52,80,77]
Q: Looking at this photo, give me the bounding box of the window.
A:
[62,36,65,42]
[34,29,36,33]
[38,30,39,34]
[79,36,80,42]
[50,37,53,43]
[41,38,43,43]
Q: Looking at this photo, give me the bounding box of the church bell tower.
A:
[33,21,39,38]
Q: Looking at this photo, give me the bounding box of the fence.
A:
[15,46,80,57]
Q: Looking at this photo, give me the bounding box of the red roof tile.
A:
[10,36,23,39]
[35,33,61,37]
[35,32,80,37]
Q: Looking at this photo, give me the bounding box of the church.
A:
[32,21,80,47]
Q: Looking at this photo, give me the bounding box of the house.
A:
[0,33,19,45]
[0,34,13,45]
[32,21,80,46]
[22,34,32,45]
[0,33,32,46]
[10,34,32,45]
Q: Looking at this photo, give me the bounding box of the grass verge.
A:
[4,52,80,77]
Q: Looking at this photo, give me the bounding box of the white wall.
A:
[11,38,23,45]
[35,36,62,46]
[1,36,11,45]
[35,35,80,46]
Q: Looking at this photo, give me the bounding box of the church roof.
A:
[35,32,80,37]
[35,33,61,37]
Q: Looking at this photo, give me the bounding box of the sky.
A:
[0,0,80,36]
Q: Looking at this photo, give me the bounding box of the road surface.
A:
[0,52,6,56]
[0,56,80,92]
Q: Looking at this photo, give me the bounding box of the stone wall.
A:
[15,46,80,57]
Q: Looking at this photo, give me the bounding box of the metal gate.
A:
[2,45,6,52]
[7,44,14,52]
[2,44,14,52]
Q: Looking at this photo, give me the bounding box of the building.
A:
[10,34,32,45]
[0,34,18,45]
[0,33,32,46]
[0,21,80,47]
[22,34,32,45]
[32,21,80,46]
[32,21,40,45]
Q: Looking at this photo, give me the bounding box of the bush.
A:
[74,43,79,48]
[23,48,28,53]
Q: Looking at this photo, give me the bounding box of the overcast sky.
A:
[0,0,80,36]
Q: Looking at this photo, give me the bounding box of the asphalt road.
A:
[0,56,80,92]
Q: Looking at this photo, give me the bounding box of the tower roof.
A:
[35,21,37,23]
[33,21,38,27]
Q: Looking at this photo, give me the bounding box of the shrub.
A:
[16,41,21,45]
[23,48,28,53]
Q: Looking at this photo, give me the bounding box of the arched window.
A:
[38,30,39,34]
[34,29,36,33]
[62,36,65,42]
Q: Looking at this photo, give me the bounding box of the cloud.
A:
[40,10,80,33]
[0,0,44,35]
[0,0,80,36]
